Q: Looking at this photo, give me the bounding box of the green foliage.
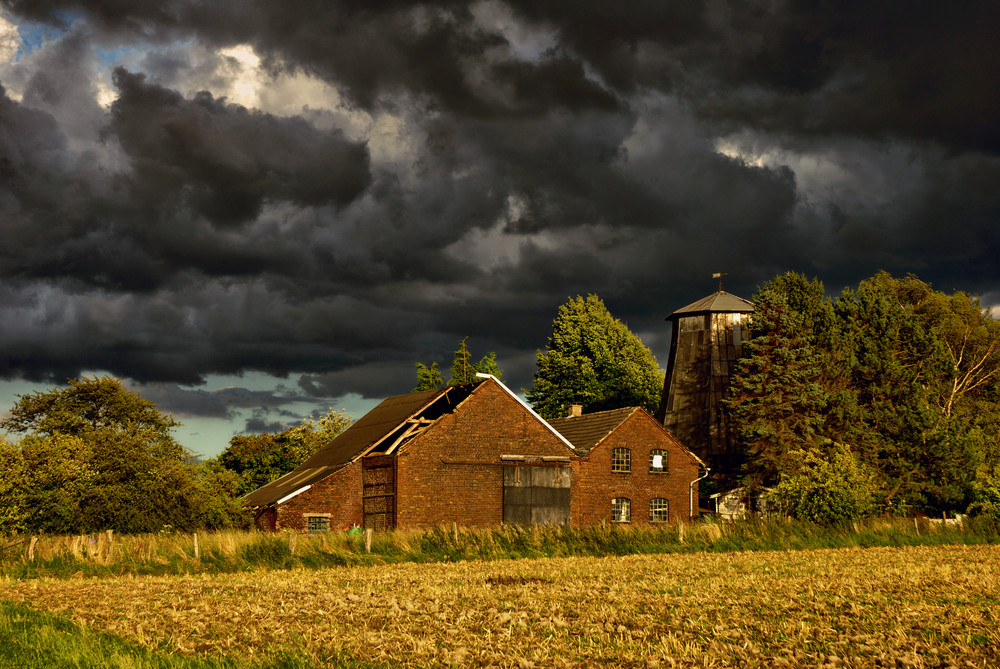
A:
[413,337,503,391]
[770,445,878,524]
[730,271,1000,515]
[413,361,444,391]
[0,437,28,534]
[218,409,353,497]
[0,377,238,534]
[968,475,1000,520]
[727,285,831,489]
[526,294,664,420]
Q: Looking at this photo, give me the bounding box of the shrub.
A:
[770,444,877,524]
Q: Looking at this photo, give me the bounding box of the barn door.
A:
[362,455,396,530]
[503,465,571,525]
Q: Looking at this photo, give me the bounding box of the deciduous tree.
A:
[526,295,663,420]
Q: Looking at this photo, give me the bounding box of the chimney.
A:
[569,404,583,418]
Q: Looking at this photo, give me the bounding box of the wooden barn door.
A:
[362,455,396,530]
[503,464,571,525]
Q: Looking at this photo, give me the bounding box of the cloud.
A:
[0,0,998,412]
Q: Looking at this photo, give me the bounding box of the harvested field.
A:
[4,544,999,667]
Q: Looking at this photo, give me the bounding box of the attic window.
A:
[649,450,668,473]
[611,448,630,472]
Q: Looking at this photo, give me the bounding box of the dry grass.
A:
[4,544,999,667]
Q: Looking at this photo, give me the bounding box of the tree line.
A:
[729,271,1000,522]
[0,378,352,534]
[2,274,998,535]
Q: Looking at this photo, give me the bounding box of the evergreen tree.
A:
[413,338,503,391]
[413,362,444,392]
[727,287,830,490]
[526,295,663,420]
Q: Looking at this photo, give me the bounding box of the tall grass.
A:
[1,516,997,580]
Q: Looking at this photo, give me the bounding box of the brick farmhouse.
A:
[245,376,705,532]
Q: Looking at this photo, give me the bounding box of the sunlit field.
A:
[4,544,999,667]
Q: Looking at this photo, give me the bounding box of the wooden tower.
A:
[655,287,754,478]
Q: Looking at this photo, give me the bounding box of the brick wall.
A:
[274,462,363,532]
[396,379,575,529]
[571,410,701,525]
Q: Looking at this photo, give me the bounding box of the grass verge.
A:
[1,516,997,580]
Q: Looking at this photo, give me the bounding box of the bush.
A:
[967,476,1000,520]
[770,444,877,525]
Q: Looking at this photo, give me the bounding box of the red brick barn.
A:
[244,376,578,532]
[549,406,706,525]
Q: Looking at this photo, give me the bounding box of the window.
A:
[612,498,631,523]
[649,449,668,473]
[611,448,631,472]
[649,498,669,522]
[306,516,330,533]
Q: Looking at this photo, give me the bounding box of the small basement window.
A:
[306,516,330,533]
[612,498,631,523]
[649,498,669,522]
[649,449,668,473]
[611,448,631,472]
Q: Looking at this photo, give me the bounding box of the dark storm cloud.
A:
[1,0,999,406]
[107,68,371,226]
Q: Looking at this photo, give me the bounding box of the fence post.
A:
[28,536,38,562]
[364,528,373,553]
[677,519,685,544]
[192,532,200,560]
[452,521,459,542]
[913,517,920,535]
[289,533,297,556]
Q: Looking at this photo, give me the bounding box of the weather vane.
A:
[712,272,727,291]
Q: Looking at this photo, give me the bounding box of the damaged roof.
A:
[668,290,753,319]
[243,382,480,508]
[547,407,638,455]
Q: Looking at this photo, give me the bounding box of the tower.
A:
[655,285,753,478]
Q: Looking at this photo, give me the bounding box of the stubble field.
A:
[3,544,999,668]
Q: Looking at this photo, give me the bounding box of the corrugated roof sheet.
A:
[668,290,754,318]
[547,407,638,455]
[243,385,460,508]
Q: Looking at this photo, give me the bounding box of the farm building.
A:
[245,376,705,532]
[550,405,705,525]
[655,288,754,480]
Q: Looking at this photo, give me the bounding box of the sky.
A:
[1,1,999,458]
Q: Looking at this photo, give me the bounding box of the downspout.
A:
[689,467,710,519]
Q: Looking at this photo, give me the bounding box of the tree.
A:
[526,295,664,420]
[413,338,503,391]
[729,271,998,515]
[218,408,353,496]
[414,362,444,392]
[0,376,229,534]
[727,285,831,490]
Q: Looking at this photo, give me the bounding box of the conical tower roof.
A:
[666,290,753,320]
